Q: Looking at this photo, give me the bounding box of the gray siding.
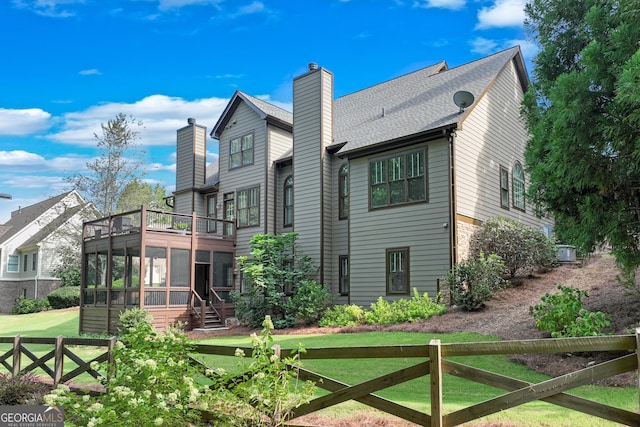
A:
[330,157,349,300]
[455,59,543,228]
[266,126,293,235]
[292,68,333,281]
[349,139,451,306]
[175,122,207,215]
[275,165,293,235]
[217,102,267,257]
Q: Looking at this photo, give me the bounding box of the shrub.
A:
[319,290,446,327]
[47,286,80,309]
[45,316,316,427]
[117,307,152,336]
[0,373,50,405]
[319,304,366,327]
[470,216,557,277]
[446,254,507,311]
[233,233,334,328]
[365,290,447,325]
[286,280,335,325]
[13,296,50,314]
[531,285,611,337]
[214,316,316,426]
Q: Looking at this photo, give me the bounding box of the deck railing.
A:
[82,207,235,241]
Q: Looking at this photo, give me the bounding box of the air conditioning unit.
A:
[556,245,576,263]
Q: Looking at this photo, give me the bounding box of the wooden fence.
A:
[0,336,115,387]
[1,333,639,426]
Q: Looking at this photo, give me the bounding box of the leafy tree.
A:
[232,233,333,328]
[69,113,146,216]
[116,180,167,213]
[522,0,640,285]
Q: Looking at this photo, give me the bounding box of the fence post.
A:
[54,336,64,384]
[636,328,640,411]
[107,337,117,381]
[272,344,281,359]
[12,335,21,377]
[429,339,443,427]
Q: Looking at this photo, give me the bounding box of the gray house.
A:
[177,46,549,306]
[79,46,551,333]
[0,191,96,312]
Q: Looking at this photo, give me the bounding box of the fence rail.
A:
[1,333,639,426]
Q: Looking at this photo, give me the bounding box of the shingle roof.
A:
[335,47,525,156]
[18,204,85,249]
[211,90,293,139]
[0,192,71,244]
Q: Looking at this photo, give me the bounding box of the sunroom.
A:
[79,207,236,335]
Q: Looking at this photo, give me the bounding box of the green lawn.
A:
[194,331,639,426]
[0,310,637,426]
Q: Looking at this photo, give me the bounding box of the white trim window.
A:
[512,161,525,211]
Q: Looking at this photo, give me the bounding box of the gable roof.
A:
[18,204,85,249]
[211,91,293,139]
[335,46,527,157]
[209,46,528,158]
[0,192,72,244]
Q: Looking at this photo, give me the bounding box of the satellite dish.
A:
[453,91,475,113]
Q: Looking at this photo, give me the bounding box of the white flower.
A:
[143,390,152,398]
[234,348,245,357]
[90,361,100,371]
[154,417,164,426]
[145,359,157,370]
[83,394,91,402]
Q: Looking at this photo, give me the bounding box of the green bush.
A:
[319,290,446,327]
[470,216,557,277]
[45,316,316,427]
[0,373,50,405]
[286,280,335,325]
[13,296,50,314]
[233,233,334,328]
[446,254,507,311]
[47,286,80,309]
[531,285,611,337]
[319,304,366,327]
[365,290,447,325]
[117,307,152,336]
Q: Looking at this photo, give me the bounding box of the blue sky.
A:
[0,0,535,223]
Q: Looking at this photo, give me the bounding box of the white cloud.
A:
[234,1,264,16]
[470,37,537,60]
[156,0,222,11]
[413,0,465,11]
[11,0,82,17]
[470,37,499,55]
[476,0,526,29]
[79,69,101,75]
[0,108,52,136]
[0,150,90,173]
[48,94,231,147]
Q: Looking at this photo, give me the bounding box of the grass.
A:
[0,309,107,387]
[0,310,637,426]
[193,331,639,426]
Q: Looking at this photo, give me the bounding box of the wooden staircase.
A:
[203,306,223,329]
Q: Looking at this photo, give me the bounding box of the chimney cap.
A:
[187,118,196,125]
[308,62,318,71]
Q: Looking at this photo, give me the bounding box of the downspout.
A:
[35,244,41,299]
[448,132,458,271]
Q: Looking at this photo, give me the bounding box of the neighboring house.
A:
[0,191,97,312]
[79,46,552,333]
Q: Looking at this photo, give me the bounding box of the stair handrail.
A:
[208,287,226,325]
[190,289,206,329]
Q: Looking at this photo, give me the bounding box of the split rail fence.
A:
[1,332,639,426]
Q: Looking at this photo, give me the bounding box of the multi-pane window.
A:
[229,133,254,169]
[237,186,260,228]
[500,166,510,209]
[23,254,28,272]
[223,193,234,236]
[386,247,409,295]
[339,255,349,296]
[284,176,293,227]
[32,252,37,271]
[7,255,18,272]
[370,150,426,208]
[512,161,525,211]
[339,164,349,220]
[207,195,217,233]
